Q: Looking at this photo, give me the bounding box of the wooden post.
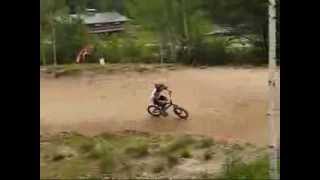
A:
[268,0,279,179]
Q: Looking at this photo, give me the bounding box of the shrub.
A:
[228,47,267,65]
[178,39,230,66]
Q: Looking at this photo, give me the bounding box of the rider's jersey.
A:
[149,88,168,105]
[149,88,159,105]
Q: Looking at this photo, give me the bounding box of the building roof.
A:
[70,11,128,24]
[204,25,234,36]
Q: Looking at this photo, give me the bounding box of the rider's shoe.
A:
[161,111,168,117]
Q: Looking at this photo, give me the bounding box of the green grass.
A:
[196,137,215,149]
[231,144,245,151]
[219,156,270,180]
[162,135,195,154]
[180,149,192,158]
[124,142,149,158]
[41,132,267,179]
[167,154,179,167]
[152,163,165,173]
[203,150,214,161]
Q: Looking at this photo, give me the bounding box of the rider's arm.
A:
[166,89,172,95]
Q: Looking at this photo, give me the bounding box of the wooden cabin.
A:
[70,9,129,34]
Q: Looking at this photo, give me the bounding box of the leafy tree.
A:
[204,0,269,55]
[40,0,69,65]
[55,21,90,63]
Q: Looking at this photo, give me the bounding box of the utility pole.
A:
[268,0,279,179]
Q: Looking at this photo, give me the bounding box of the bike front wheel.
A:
[173,106,189,119]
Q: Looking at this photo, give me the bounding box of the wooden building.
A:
[70,9,129,34]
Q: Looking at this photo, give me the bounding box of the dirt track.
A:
[41,66,278,146]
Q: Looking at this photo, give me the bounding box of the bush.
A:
[228,47,267,65]
[178,39,230,66]
[121,40,142,63]
[55,22,90,64]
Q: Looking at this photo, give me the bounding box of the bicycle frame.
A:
[161,93,178,112]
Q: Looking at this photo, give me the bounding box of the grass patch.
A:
[99,152,115,174]
[231,144,245,151]
[52,154,65,161]
[125,142,149,158]
[180,149,192,158]
[152,163,165,173]
[88,139,114,159]
[196,138,215,149]
[167,155,179,167]
[41,132,266,179]
[203,150,214,161]
[163,135,195,154]
[79,141,95,153]
[219,156,269,180]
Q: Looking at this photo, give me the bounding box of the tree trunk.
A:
[40,27,47,66]
[41,44,47,66]
[268,0,279,179]
[262,24,268,57]
[182,0,189,41]
[52,24,57,66]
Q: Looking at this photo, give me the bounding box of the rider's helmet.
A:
[155,83,167,91]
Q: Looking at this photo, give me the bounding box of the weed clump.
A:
[125,143,149,158]
[197,138,215,148]
[164,135,195,153]
[80,141,95,153]
[152,163,165,173]
[219,156,270,180]
[180,149,192,158]
[203,150,214,161]
[167,155,179,167]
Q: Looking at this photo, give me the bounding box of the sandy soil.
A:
[40,66,279,146]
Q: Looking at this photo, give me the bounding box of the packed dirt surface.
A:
[41,66,279,146]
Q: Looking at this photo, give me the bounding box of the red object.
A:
[76,45,93,63]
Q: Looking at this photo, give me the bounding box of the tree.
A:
[124,0,210,63]
[268,0,279,179]
[40,0,69,65]
[204,0,269,56]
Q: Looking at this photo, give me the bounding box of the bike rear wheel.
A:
[147,105,161,116]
